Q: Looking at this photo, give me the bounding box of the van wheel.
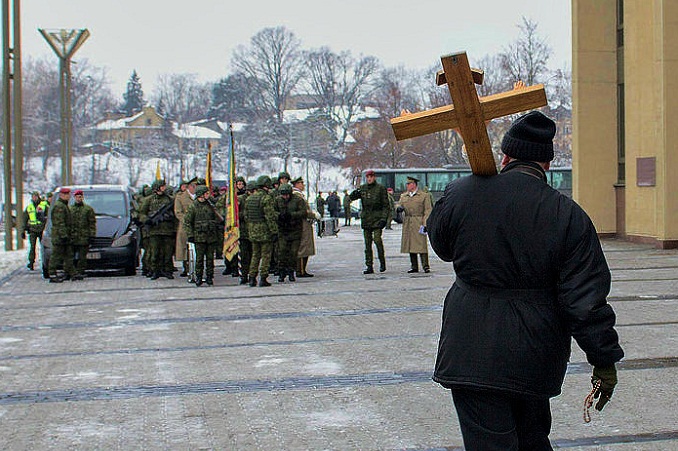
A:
[124,264,136,276]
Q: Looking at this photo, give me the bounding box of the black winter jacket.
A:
[427,161,624,397]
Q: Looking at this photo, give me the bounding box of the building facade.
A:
[573,0,678,248]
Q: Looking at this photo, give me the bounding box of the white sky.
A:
[20,0,571,98]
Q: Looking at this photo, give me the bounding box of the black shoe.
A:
[179,271,188,277]
[49,276,63,283]
[62,274,72,281]
[259,276,271,287]
[278,274,286,283]
[239,276,248,285]
[248,276,257,287]
[288,271,296,282]
[206,277,213,286]
[195,279,203,287]
[424,268,431,273]
[27,263,34,270]
[150,272,161,280]
[222,268,231,276]
[72,274,84,281]
[164,272,174,280]
[379,262,386,272]
[407,268,419,273]
[363,267,374,274]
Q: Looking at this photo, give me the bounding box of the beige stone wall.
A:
[572,0,618,233]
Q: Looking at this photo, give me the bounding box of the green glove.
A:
[592,365,618,411]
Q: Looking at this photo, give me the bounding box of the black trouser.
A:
[450,387,553,451]
[27,230,43,265]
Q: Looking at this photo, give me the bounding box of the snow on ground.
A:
[0,232,29,281]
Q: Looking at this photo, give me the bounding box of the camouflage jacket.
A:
[244,190,278,242]
[183,199,221,244]
[70,202,97,246]
[274,195,306,240]
[236,190,249,240]
[349,182,389,230]
[139,192,176,236]
[50,198,72,245]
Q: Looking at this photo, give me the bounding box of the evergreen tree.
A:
[121,70,145,116]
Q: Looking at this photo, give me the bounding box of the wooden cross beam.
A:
[390,51,547,175]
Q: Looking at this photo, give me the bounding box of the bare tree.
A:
[153,73,211,125]
[500,17,552,85]
[303,48,379,154]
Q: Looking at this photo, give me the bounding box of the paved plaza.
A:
[0,224,677,450]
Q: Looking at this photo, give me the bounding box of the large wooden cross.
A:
[390,51,547,175]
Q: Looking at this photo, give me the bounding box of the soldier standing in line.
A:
[174,178,194,277]
[236,177,253,285]
[138,185,153,277]
[139,179,176,280]
[70,189,97,280]
[398,176,433,273]
[274,183,306,282]
[184,185,221,286]
[48,187,74,283]
[21,191,50,270]
[245,175,278,287]
[342,189,352,226]
[349,169,389,274]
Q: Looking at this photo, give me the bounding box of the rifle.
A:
[207,199,225,224]
[146,200,175,226]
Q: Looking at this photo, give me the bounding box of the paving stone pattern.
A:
[0,224,677,450]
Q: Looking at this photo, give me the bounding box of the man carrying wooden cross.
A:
[395,52,624,449]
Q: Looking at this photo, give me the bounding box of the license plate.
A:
[86,252,101,260]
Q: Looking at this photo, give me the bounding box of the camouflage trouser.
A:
[277,235,300,274]
[195,242,217,279]
[239,239,252,277]
[141,232,151,271]
[27,231,42,265]
[72,244,90,276]
[249,240,272,277]
[49,242,74,277]
[362,228,385,267]
[149,235,174,273]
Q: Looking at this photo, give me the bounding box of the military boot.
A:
[363,266,374,274]
[205,276,213,286]
[180,261,188,277]
[150,271,161,280]
[49,275,63,283]
[259,275,271,287]
[288,271,296,282]
[379,260,386,272]
[278,270,286,283]
[248,275,258,287]
[239,275,248,285]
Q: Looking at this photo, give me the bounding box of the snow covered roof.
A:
[217,122,247,133]
[283,106,380,124]
[93,111,149,131]
[172,123,222,140]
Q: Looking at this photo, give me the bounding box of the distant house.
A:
[87,106,223,154]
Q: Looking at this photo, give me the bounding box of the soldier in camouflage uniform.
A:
[184,185,220,286]
[236,177,252,284]
[349,169,390,274]
[70,190,97,280]
[137,185,153,276]
[274,183,306,282]
[48,187,74,283]
[245,175,278,287]
[139,179,176,280]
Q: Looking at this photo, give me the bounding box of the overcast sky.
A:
[20,0,571,98]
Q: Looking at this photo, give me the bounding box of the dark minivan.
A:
[41,184,140,277]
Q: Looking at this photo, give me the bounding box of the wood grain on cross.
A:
[390,51,547,175]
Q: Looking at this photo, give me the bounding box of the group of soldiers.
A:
[135,171,321,287]
[22,188,97,283]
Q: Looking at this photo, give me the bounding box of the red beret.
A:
[365,170,376,176]
[219,186,228,192]
[74,189,84,196]
[59,187,71,194]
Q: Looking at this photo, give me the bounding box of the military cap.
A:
[236,176,246,183]
[256,175,272,188]
[195,185,209,197]
[291,176,304,185]
[246,180,257,191]
[279,183,293,194]
[47,192,54,198]
[188,176,198,185]
[406,176,419,184]
[31,191,40,196]
[195,177,207,186]
[278,171,291,180]
[74,189,84,196]
[59,187,71,194]
[365,170,376,177]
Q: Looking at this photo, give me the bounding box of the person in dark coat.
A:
[427,111,624,450]
[69,189,96,280]
[48,187,74,283]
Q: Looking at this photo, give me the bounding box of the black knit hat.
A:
[501,111,556,162]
